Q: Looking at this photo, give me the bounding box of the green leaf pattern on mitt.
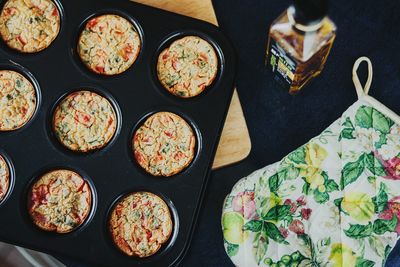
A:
[222,101,400,266]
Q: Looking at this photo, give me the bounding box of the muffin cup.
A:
[107,189,179,260]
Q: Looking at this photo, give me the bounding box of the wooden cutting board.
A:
[133,0,252,169]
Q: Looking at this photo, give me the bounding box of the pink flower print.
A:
[284,199,297,214]
[378,196,400,234]
[301,208,312,220]
[374,152,400,180]
[289,219,305,235]
[232,192,244,213]
[384,157,400,180]
[378,208,393,220]
[296,195,307,206]
[232,191,256,219]
[244,199,256,219]
[279,227,289,238]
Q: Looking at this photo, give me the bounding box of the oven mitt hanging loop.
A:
[222,57,400,267]
[353,56,373,98]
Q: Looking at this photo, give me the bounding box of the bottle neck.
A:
[287,6,325,32]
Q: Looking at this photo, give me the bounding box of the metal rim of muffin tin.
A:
[0,62,42,133]
[105,188,180,261]
[46,86,123,156]
[0,0,65,56]
[0,0,236,266]
[21,165,98,235]
[152,30,225,101]
[71,8,145,79]
[128,108,203,178]
[0,149,15,208]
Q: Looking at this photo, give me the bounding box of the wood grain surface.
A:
[133,0,251,169]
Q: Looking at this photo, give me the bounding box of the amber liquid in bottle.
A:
[266,6,336,94]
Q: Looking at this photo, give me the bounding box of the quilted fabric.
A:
[222,97,400,267]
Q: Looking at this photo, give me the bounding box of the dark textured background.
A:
[62,0,400,266]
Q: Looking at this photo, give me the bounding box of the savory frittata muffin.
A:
[0,70,37,131]
[0,155,10,202]
[53,90,117,152]
[0,0,61,53]
[27,169,92,233]
[133,112,196,177]
[77,14,141,75]
[157,36,218,98]
[109,192,173,258]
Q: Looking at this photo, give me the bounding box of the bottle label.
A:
[267,39,297,89]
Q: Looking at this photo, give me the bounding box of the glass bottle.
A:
[265,0,336,94]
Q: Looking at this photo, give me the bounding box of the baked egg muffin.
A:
[0,70,37,131]
[157,36,218,98]
[27,169,92,233]
[109,192,173,258]
[0,0,61,53]
[53,90,117,152]
[78,14,141,75]
[133,112,196,176]
[0,154,10,202]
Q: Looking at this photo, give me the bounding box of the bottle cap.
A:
[293,0,328,25]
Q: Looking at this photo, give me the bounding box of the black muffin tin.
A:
[0,0,236,266]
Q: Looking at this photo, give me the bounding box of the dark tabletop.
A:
[61,0,400,266]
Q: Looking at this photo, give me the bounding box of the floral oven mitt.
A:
[222,57,400,267]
